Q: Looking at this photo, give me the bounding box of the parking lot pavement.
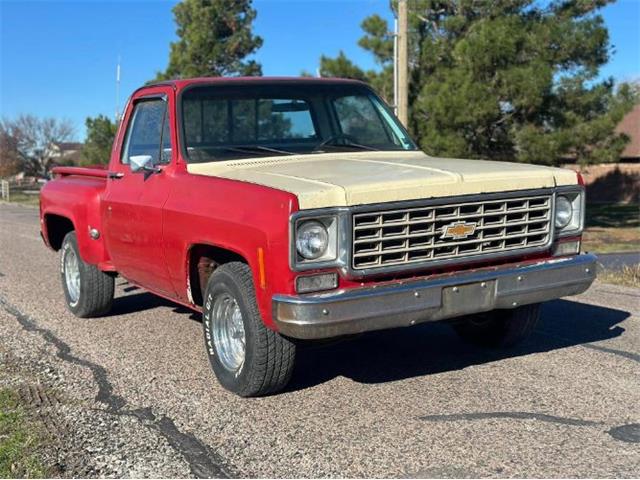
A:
[1,202,639,478]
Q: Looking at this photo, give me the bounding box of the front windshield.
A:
[181,83,417,162]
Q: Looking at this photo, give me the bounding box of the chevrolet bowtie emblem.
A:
[441,221,477,240]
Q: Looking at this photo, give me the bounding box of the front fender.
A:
[163,173,300,329]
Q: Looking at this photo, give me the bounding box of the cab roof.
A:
[144,76,368,91]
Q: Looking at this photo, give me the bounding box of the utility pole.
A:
[115,56,121,123]
[393,16,398,116]
[397,0,409,127]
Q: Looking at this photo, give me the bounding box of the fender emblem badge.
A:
[441,221,477,240]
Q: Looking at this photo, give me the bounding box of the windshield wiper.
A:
[315,142,379,152]
[312,135,379,153]
[222,145,295,156]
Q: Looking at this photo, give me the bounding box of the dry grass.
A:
[1,191,40,207]
[598,264,640,288]
[583,227,640,253]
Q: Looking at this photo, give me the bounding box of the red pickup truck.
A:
[40,77,596,396]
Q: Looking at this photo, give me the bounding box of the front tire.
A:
[453,303,541,348]
[60,232,114,318]
[202,262,296,397]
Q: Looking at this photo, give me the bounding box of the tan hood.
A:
[186,151,577,210]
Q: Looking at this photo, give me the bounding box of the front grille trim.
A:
[350,190,555,274]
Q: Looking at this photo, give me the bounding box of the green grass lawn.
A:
[583,203,639,254]
[585,203,640,229]
[0,389,48,478]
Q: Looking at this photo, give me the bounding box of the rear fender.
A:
[40,179,111,267]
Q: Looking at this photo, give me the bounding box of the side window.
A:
[120,99,167,165]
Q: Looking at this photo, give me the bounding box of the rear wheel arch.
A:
[44,214,75,250]
[187,243,249,307]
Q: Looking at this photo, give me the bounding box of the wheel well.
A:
[45,214,74,250]
[188,244,247,306]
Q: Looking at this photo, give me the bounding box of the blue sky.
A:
[1,0,639,141]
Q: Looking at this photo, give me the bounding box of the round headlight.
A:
[555,195,573,229]
[296,221,329,260]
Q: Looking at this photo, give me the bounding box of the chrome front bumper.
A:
[273,254,597,339]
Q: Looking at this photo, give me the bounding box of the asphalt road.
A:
[597,252,640,271]
[1,202,639,478]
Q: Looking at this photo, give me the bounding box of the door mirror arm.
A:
[142,165,162,180]
[143,165,162,174]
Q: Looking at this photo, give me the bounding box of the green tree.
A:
[81,115,117,166]
[319,51,368,81]
[318,16,395,102]
[156,0,263,80]
[318,0,636,166]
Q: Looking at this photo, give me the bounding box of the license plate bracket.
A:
[442,280,496,317]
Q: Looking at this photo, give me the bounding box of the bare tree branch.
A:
[1,115,75,177]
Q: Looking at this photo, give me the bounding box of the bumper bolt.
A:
[517,275,523,282]
[585,268,590,273]
[322,309,329,316]
[414,291,420,298]
[480,282,487,288]
[452,286,459,292]
[512,301,518,307]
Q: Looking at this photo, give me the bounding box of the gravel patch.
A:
[0,302,197,478]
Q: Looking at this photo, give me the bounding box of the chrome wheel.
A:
[64,247,81,306]
[211,293,246,374]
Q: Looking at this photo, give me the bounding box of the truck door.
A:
[102,91,176,296]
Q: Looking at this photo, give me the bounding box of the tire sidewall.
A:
[60,232,84,315]
[202,269,256,394]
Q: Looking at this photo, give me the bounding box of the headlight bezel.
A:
[554,187,585,237]
[290,208,349,271]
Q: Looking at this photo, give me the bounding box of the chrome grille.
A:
[352,194,552,270]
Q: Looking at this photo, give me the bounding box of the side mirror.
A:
[129,155,154,173]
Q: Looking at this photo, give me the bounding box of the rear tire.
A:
[202,262,296,397]
[60,232,114,318]
[453,303,541,348]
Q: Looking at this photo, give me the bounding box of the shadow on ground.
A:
[105,288,631,393]
[106,282,200,320]
[286,299,630,392]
